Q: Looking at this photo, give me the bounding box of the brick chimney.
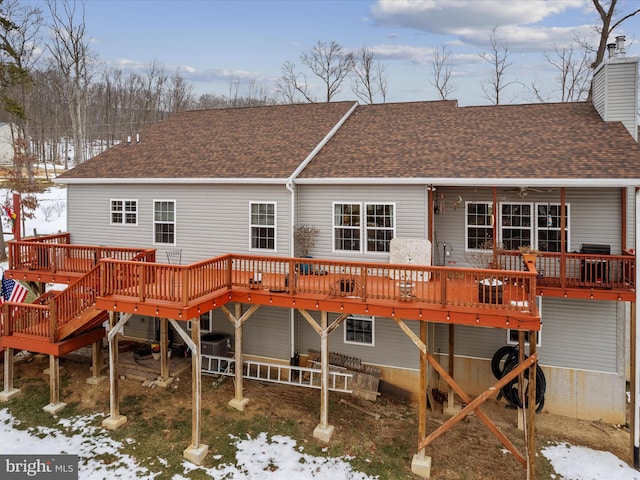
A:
[591,35,638,141]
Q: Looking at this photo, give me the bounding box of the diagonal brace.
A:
[420,352,537,467]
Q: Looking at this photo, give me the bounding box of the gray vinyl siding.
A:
[67,183,292,262]
[297,311,421,369]
[435,187,623,268]
[432,298,619,374]
[296,184,428,262]
[592,58,639,140]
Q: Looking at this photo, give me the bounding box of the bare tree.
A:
[429,44,456,100]
[302,41,354,102]
[275,61,312,103]
[163,68,193,113]
[45,0,96,165]
[531,44,591,102]
[479,27,519,105]
[591,0,640,69]
[352,46,387,104]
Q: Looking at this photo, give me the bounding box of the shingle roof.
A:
[299,101,640,180]
[59,99,640,182]
[59,102,356,180]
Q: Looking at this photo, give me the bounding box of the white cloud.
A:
[372,0,586,33]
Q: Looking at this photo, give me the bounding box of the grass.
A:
[1,357,585,480]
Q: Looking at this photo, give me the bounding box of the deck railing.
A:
[99,254,539,315]
[8,240,155,274]
[497,250,635,289]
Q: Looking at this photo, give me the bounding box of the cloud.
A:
[371,0,586,33]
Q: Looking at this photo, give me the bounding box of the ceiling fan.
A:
[503,186,548,198]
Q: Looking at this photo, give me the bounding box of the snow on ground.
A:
[1,186,640,479]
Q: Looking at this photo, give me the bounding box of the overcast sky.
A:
[71,0,640,105]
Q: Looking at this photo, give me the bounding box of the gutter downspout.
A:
[284,101,359,359]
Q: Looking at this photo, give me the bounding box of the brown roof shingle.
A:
[60,102,356,180]
[60,99,640,182]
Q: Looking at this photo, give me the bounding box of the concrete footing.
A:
[155,377,175,388]
[86,375,107,386]
[228,397,250,411]
[312,423,335,443]
[43,402,67,415]
[0,388,21,402]
[411,451,432,478]
[443,404,461,416]
[183,443,209,465]
[102,415,128,430]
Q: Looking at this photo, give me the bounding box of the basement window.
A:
[344,314,375,346]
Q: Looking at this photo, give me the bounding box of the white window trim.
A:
[110,199,138,226]
[498,201,534,250]
[464,201,493,252]
[249,201,277,252]
[153,199,176,246]
[507,297,542,347]
[364,202,396,255]
[344,314,375,347]
[534,202,570,252]
[332,202,396,255]
[187,312,214,334]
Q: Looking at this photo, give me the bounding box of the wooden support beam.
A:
[527,331,537,480]
[313,311,334,442]
[447,324,456,413]
[419,321,428,448]
[183,319,208,464]
[421,351,536,468]
[160,317,169,381]
[229,303,250,411]
[43,355,66,414]
[102,311,127,430]
[0,347,20,402]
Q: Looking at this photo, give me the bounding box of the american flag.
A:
[1,277,28,304]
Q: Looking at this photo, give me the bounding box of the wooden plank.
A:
[339,399,380,420]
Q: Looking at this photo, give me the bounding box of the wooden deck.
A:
[2,236,636,356]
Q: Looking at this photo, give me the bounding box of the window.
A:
[250,202,276,250]
[187,312,213,333]
[334,203,361,251]
[536,203,569,252]
[466,202,493,249]
[154,200,175,244]
[333,202,395,253]
[466,201,570,252]
[500,203,532,250]
[507,298,542,347]
[366,203,395,253]
[111,200,137,225]
[344,315,375,346]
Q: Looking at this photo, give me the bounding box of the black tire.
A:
[491,345,518,379]
[499,356,546,414]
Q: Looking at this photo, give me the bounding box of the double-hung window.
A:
[536,203,569,252]
[333,202,395,253]
[465,202,493,249]
[344,315,375,346]
[500,203,532,250]
[111,200,137,225]
[250,202,276,251]
[154,200,176,245]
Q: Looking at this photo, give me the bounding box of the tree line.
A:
[0,0,638,176]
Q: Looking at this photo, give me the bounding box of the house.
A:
[1,42,639,477]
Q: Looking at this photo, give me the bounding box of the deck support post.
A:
[411,321,432,478]
[228,303,249,411]
[444,324,460,416]
[156,317,174,387]
[87,339,106,385]
[183,319,208,465]
[526,331,537,480]
[0,347,20,401]
[102,311,127,430]
[43,355,66,414]
[313,311,334,442]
